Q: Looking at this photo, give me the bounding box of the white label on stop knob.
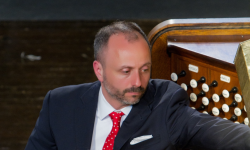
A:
[171,73,178,81]
[190,93,197,102]
[212,94,220,102]
[202,97,209,106]
[202,83,209,92]
[190,79,197,88]
[220,74,230,83]
[212,107,220,116]
[234,107,242,116]
[222,90,229,98]
[234,94,242,103]
[222,104,229,113]
[188,64,198,73]
[244,118,249,125]
[181,83,188,91]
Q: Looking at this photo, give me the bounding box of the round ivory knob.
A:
[190,79,197,88]
[222,89,229,98]
[223,118,228,120]
[212,94,220,102]
[181,83,188,91]
[191,107,196,109]
[222,104,229,113]
[244,118,249,125]
[203,111,208,114]
[202,83,209,92]
[212,107,220,116]
[171,73,178,81]
[234,107,242,116]
[244,105,247,112]
[190,93,197,102]
[202,97,209,106]
[234,94,242,103]
[234,121,240,124]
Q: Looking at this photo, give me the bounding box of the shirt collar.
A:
[97,86,132,120]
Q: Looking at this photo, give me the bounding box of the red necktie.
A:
[102,111,124,150]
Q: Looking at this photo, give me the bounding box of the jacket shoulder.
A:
[149,79,182,94]
[49,81,100,102]
[147,79,188,107]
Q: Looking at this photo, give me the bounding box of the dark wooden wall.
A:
[0,20,161,150]
[1,0,250,20]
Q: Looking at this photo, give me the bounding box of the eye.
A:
[122,69,130,74]
[141,67,150,73]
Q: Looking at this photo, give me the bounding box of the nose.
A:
[132,71,142,87]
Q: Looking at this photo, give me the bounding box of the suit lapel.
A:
[114,85,154,150]
[74,81,100,149]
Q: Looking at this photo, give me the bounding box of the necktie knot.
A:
[109,111,124,121]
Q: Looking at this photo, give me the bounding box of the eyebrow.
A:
[142,62,152,67]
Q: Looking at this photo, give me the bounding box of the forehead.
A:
[107,32,149,52]
[104,33,151,66]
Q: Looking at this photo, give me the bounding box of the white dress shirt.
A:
[90,87,132,150]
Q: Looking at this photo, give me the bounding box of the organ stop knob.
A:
[202,80,218,92]
[221,90,230,98]
[229,115,238,121]
[244,118,249,125]
[197,104,206,111]
[202,97,210,106]
[229,87,238,93]
[234,94,242,102]
[242,105,247,112]
[190,77,206,88]
[211,107,220,116]
[234,107,242,116]
[212,94,220,102]
[181,83,188,91]
[190,91,206,102]
[220,87,238,98]
[229,101,238,107]
[221,104,229,113]
[171,70,186,82]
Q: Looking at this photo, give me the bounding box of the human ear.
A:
[93,60,104,82]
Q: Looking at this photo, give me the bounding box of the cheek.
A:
[141,74,150,86]
[105,71,127,88]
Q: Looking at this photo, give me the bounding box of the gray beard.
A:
[102,76,144,105]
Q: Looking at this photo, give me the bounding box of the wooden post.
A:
[234,39,250,127]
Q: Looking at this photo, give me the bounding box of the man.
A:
[25,21,250,150]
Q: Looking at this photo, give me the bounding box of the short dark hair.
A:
[93,21,151,63]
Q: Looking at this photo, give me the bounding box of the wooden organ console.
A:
[148,18,250,126]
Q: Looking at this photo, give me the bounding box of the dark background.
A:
[0,0,249,20]
[0,1,250,150]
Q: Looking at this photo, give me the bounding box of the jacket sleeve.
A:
[25,91,57,150]
[166,88,250,150]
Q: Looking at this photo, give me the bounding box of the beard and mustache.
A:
[103,74,146,105]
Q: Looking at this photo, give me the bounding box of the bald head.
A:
[93,21,151,65]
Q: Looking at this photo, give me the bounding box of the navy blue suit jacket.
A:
[25,79,250,150]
